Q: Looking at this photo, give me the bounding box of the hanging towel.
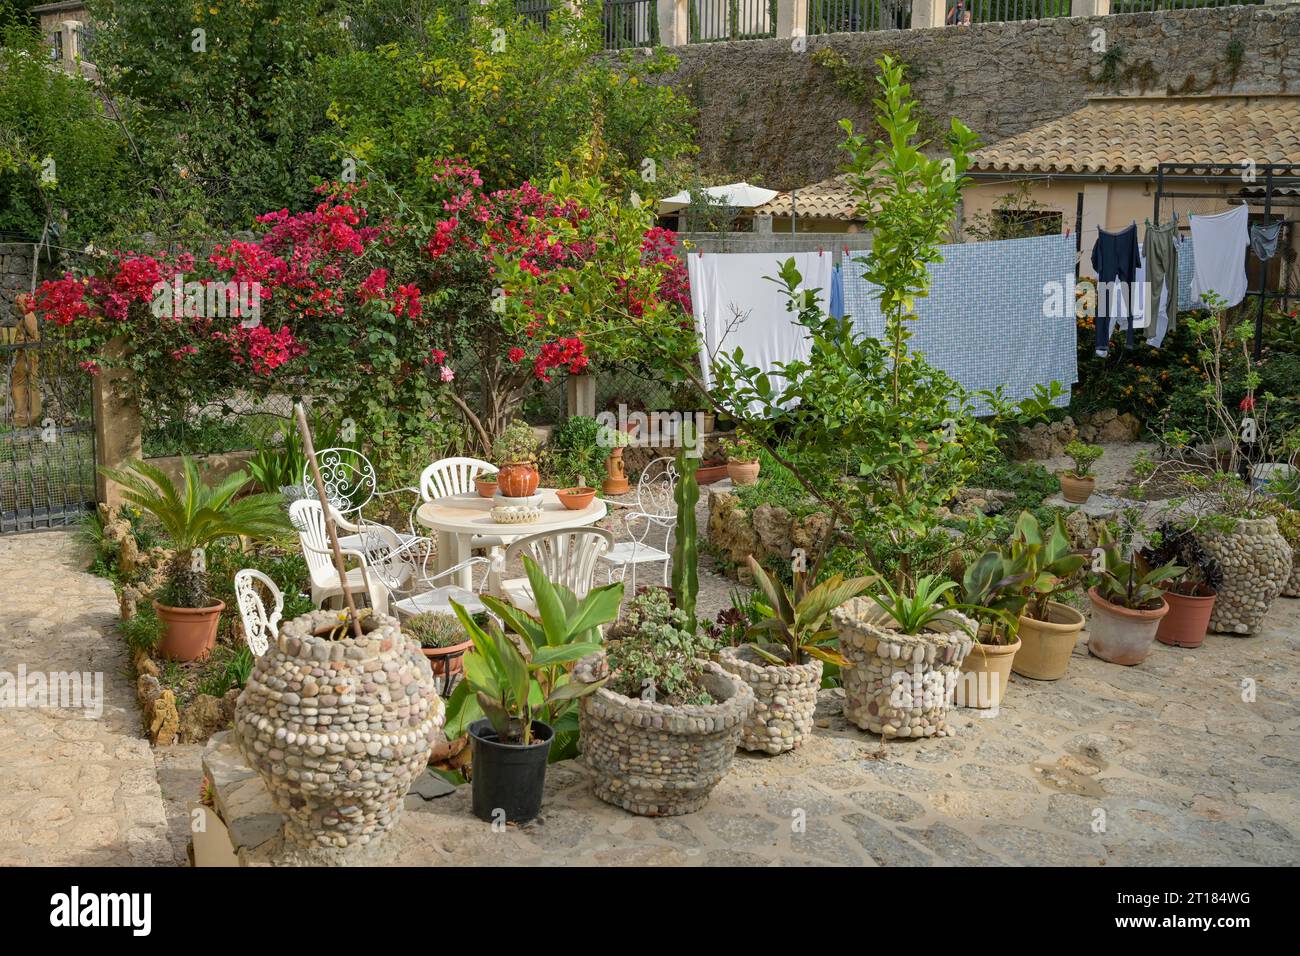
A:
[1250,220,1282,262]
[688,251,832,414]
[1190,204,1249,308]
[829,265,845,320]
[841,233,1076,415]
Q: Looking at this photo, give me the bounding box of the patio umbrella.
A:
[657,182,779,215]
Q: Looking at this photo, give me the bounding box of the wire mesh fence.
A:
[140,391,301,459]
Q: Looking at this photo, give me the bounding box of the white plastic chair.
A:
[497,527,614,616]
[234,569,282,657]
[415,455,506,549]
[359,522,491,621]
[599,456,677,594]
[304,447,417,551]
[289,499,390,615]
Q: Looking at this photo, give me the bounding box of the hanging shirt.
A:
[688,251,832,415]
[829,265,845,320]
[1190,204,1249,308]
[1090,223,1141,356]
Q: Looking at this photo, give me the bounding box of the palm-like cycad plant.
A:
[101,457,289,607]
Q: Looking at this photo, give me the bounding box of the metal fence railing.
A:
[603,0,659,48]
[1108,0,1261,11]
[516,0,555,27]
[689,0,778,42]
[808,0,912,33]
[944,0,1070,23]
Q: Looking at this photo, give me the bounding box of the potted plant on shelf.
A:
[953,547,1029,709]
[723,434,761,485]
[1086,528,1182,665]
[718,554,874,753]
[600,422,632,495]
[1005,511,1088,681]
[1138,522,1223,648]
[556,474,597,511]
[404,611,475,681]
[1060,440,1103,503]
[833,574,976,738]
[492,420,542,498]
[445,558,622,824]
[102,457,288,661]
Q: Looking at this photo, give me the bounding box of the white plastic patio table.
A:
[414,489,608,591]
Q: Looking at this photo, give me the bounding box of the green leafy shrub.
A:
[1063,440,1103,479]
[120,606,163,653]
[543,415,606,489]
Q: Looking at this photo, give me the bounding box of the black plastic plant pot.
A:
[468,718,554,824]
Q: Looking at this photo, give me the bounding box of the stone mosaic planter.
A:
[1200,517,1293,635]
[574,653,753,816]
[718,644,821,754]
[832,598,975,738]
[1283,550,1300,599]
[234,610,444,852]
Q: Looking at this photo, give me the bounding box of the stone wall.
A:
[0,243,34,327]
[641,5,1300,188]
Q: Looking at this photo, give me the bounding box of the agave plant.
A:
[100,457,289,608]
[744,555,875,666]
[869,573,973,637]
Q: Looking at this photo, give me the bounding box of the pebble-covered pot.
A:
[574,653,753,816]
[234,610,444,851]
[718,644,822,754]
[1200,517,1293,635]
[832,598,975,738]
[1283,550,1300,599]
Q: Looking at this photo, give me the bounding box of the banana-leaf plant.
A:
[445,556,622,757]
[1092,526,1184,611]
[1007,511,1088,621]
[957,548,1032,645]
[743,554,875,666]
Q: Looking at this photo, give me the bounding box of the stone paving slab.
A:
[208,595,1300,866]
[0,531,174,866]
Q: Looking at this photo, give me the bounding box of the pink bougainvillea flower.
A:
[439,365,455,382]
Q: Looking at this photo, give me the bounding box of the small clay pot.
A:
[153,599,224,662]
[475,476,499,499]
[497,462,539,498]
[727,459,760,485]
[421,638,474,682]
[556,486,597,510]
[1156,588,1216,648]
[1059,472,1096,503]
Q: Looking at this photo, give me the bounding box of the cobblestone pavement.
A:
[0,531,175,866]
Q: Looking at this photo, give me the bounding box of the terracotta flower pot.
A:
[556,486,596,511]
[955,636,1021,709]
[727,459,760,485]
[421,638,474,682]
[1156,588,1217,648]
[696,464,728,484]
[497,462,539,498]
[1059,472,1096,503]
[1087,587,1168,666]
[153,599,224,662]
[1012,602,1085,680]
[474,476,499,499]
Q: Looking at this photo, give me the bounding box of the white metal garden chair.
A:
[359,521,491,621]
[599,456,677,594]
[289,498,391,615]
[234,569,282,657]
[304,447,418,552]
[412,456,507,549]
[495,527,614,616]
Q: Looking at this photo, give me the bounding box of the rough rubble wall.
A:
[637,5,1300,189]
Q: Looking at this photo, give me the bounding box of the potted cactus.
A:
[492,420,542,498]
[405,612,475,682]
[719,554,874,753]
[1060,440,1103,503]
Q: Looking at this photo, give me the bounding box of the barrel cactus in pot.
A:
[719,554,874,753]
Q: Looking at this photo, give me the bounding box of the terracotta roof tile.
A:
[969,95,1300,176]
[753,173,863,221]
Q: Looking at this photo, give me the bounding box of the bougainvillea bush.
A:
[33,163,694,453]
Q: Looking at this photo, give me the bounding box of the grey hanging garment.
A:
[1250,221,1282,262]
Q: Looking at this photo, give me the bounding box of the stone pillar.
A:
[657,0,689,46]
[59,20,80,66]
[565,372,596,419]
[776,0,809,41]
[1071,0,1110,16]
[93,338,143,510]
[910,0,947,29]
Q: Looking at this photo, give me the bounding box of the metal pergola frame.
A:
[1153,162,1300,359]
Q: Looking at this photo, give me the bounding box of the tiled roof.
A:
[969,94,1300,176]
[753,173,864,221]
